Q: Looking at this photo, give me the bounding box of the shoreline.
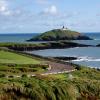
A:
[0,42,99,69]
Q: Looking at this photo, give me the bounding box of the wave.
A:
[94,39,100,40]
[72,56,100,62]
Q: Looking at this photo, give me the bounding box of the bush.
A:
[8,75,14,78]
[22,74,27,78]
[75,66,82,70]
[0,73,6,78]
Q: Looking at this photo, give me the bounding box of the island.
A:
[27,26,92,41]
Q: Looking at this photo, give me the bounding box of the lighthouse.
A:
[62,26,68,30]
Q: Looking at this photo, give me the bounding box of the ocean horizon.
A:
[0,32,100,43]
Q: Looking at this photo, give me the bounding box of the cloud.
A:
[43,5,58,15]
[0,0,22,17]
[36,0,48,5]
[0,0,12,16]
[0,1,7,11]
[40,5,79,20]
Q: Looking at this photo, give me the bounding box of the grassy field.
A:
[0,50,48,75]
[0,50,40,64]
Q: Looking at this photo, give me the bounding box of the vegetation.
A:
[0,66,99,100]
[0,50,40,64]
[0,64,48,75]
[0,50,48,75]
[28,29,92,41]
[0,44,99,100]
[0,41,91,51]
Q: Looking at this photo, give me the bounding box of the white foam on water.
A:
[72,56,100,62]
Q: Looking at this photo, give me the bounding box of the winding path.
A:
[43,61,75,74]
[3,49,76,78]
[9,61,76,78]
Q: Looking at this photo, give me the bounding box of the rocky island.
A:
[27,26,92,41]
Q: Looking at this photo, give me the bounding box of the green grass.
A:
[29,29,91,41]
[72,66,100,80]
[0,50,40,64]
[0,64,99,100]
[30,29,81,41]
[0,49,99,100]
[46,73,68,80]
[0,50,48,75]
[0,65,48,75]
[0,67,99,100]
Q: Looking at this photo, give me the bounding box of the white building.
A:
[62,26,68,30]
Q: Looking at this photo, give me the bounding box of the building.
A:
[62,26,68,30]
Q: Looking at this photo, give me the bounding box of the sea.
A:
[0,33,100,68]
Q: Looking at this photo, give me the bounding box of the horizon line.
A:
[0,32,100,34]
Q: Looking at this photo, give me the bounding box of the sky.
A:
[0,0,100,33]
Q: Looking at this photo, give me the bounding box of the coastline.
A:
[0,41,93,51]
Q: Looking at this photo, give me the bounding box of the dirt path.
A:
[7,61,75,78]
[42,61,75,74]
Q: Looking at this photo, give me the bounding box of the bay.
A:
[28,47,100,68]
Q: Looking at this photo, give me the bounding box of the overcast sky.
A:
[0,0,100,33]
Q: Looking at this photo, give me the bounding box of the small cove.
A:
[27,47,100,68]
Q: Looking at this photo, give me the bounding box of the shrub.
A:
[75,66,82,70]
[22,74,27,78]
[0,73,6,78]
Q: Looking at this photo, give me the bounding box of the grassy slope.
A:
[0,66,99,100]
[0,50,48,75]
[42,29,80,38]
[0,49,99,100]
[0,50,40,64]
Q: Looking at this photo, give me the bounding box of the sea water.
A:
[29,47,100,68]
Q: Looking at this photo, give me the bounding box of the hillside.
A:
[0,65,100,100]
[0,48,99,100]
[27,29,92,41]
